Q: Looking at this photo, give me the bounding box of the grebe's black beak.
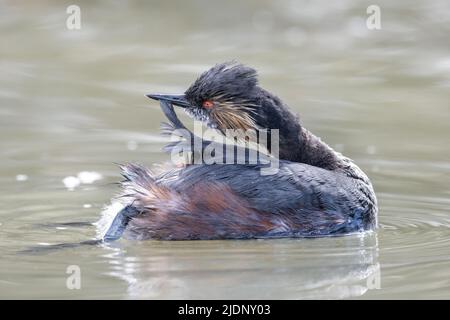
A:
[146,93,191,108]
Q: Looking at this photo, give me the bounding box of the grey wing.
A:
[158,162,374,233]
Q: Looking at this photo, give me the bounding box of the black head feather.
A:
[185,61,258,106]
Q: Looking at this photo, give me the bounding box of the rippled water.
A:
[1,0,449,299]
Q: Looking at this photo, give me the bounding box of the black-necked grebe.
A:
[99,62,377,241]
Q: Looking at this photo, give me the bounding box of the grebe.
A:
[100,62,377,241]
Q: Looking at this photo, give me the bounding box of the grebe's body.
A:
[99,62,377,241]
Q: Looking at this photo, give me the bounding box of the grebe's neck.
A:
[280,127,345,171]
[254,89,368,179]
[295,128,343,171]
[282,127,372,185]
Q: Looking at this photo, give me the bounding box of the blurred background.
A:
[0,0,449,299]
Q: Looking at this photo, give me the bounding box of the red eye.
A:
[202,100,214,109]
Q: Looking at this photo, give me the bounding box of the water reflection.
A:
[103,233,380,299]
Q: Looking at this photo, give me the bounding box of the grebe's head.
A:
[147,62,349,168]
[147,61,301,137]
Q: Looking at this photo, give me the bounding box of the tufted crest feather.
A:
[185,61,258,106]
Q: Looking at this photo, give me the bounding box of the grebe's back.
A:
[108,159,376,240]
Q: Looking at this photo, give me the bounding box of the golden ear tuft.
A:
[211,101,257,132]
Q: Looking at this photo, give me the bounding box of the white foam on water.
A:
[63,176,81,191]
[16,174,28,182]
[77,171,102,184]
[63,171,102,190]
